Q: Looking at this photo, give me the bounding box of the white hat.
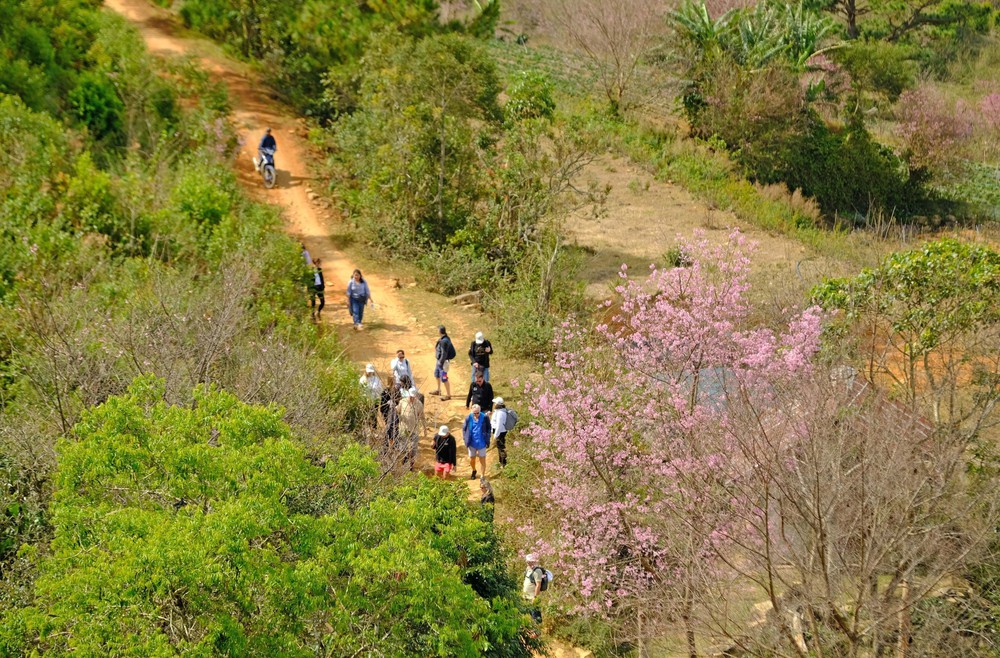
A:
[409,387,419,397]
[493,396,504,405]
[525,553,538,563]
[438,425,450,436]
[475,332,484,344]
[365,363,375,374]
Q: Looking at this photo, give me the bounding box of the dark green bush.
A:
[746,115,919,218]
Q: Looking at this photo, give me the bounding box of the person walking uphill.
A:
[465,370,494,412]
[346,269,374,330]
[310,258,325,320]
[433,425,457,479]
[491,397,510,470]
[462,404,491,480]
[523,554,547,624]
[469,331,493,382]
[432,325,456,401]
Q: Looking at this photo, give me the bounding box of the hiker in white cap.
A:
[359,364,383,401]
[522,553,548,624]
[396,387,424,470]
[433,425,457,479]
[490,397,509,470]
[359,364,384,430]
[468,331,493,382]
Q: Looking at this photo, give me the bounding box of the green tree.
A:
[812,239,1000,435]
[0,377,538,657]
[336,32,501,249]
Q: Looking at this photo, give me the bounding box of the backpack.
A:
[530,567,553,591]
[504,409,519,432]
[443,336,457,361]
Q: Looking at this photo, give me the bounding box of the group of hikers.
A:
[357,326,516,483]
[298,227,547,625]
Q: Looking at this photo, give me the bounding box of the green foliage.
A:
[0,379,538,657]
[335,31,501,250]
[505,70,557,124]
[811,238,1000,354]
[833,39,916,102]
[68,71,125,144]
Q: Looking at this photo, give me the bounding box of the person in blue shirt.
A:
[462,404,491,480]
[346,268,374,330]
[257,127,276,169]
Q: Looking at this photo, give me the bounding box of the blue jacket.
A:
[462,412,491,450]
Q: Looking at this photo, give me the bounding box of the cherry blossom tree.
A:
[520,231,823,656]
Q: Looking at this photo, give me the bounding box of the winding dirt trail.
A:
[104,0,493,485]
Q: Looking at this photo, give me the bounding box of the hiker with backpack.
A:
[490,397,517,470]
[432,325,456,401]
[522,554,551,624]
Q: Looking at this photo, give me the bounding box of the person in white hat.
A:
[522,553,547,624]
[358,364,384,430]
[490,397,509,470]
[433,425,457,479]
[359,364,383,401]
[396,386,424,470]
[468,331,493,382]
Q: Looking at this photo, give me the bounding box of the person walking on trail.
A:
[433,425,457,479]
[346,269,374,330]
[310,258,325,320]
[359,364,383,428]
[400,375,424,405]
[523,554,547,624]
[491,397,510,470]
[465,370,494,412]
[462,404,491,480]
[396,387,424,470]
[432,325,456,401]
[255,127,276,172]
[469,331,494,382]
[390,349,413,387]
[380,378,401,451]
[301,243,311,266]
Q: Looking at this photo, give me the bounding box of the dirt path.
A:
[104,0,497,491]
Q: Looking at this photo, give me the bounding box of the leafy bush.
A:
[0,378,539,657]
[67,72,125,144]
[505,70,556,123]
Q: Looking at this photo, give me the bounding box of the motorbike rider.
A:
[256,127,276,171]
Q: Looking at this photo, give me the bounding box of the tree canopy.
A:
[1,377,537,657]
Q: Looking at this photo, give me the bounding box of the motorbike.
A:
[254,147,277,189]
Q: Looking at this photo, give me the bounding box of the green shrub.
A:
[0,379,539,657]
[67,72,124,144]
[505,70,556,123]
[833,40,916,102]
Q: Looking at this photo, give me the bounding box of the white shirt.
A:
[491,408,508,438]
[389,357,413,385]
[359,374,383,401]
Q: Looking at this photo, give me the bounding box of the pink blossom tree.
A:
[520,231,823,656]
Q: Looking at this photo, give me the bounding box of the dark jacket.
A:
[469,339,493,369]
[433,434,457,466]
[435,335,455,367]
[465,380,494,411]
[313,266,325,292]
[259,133,276,150]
